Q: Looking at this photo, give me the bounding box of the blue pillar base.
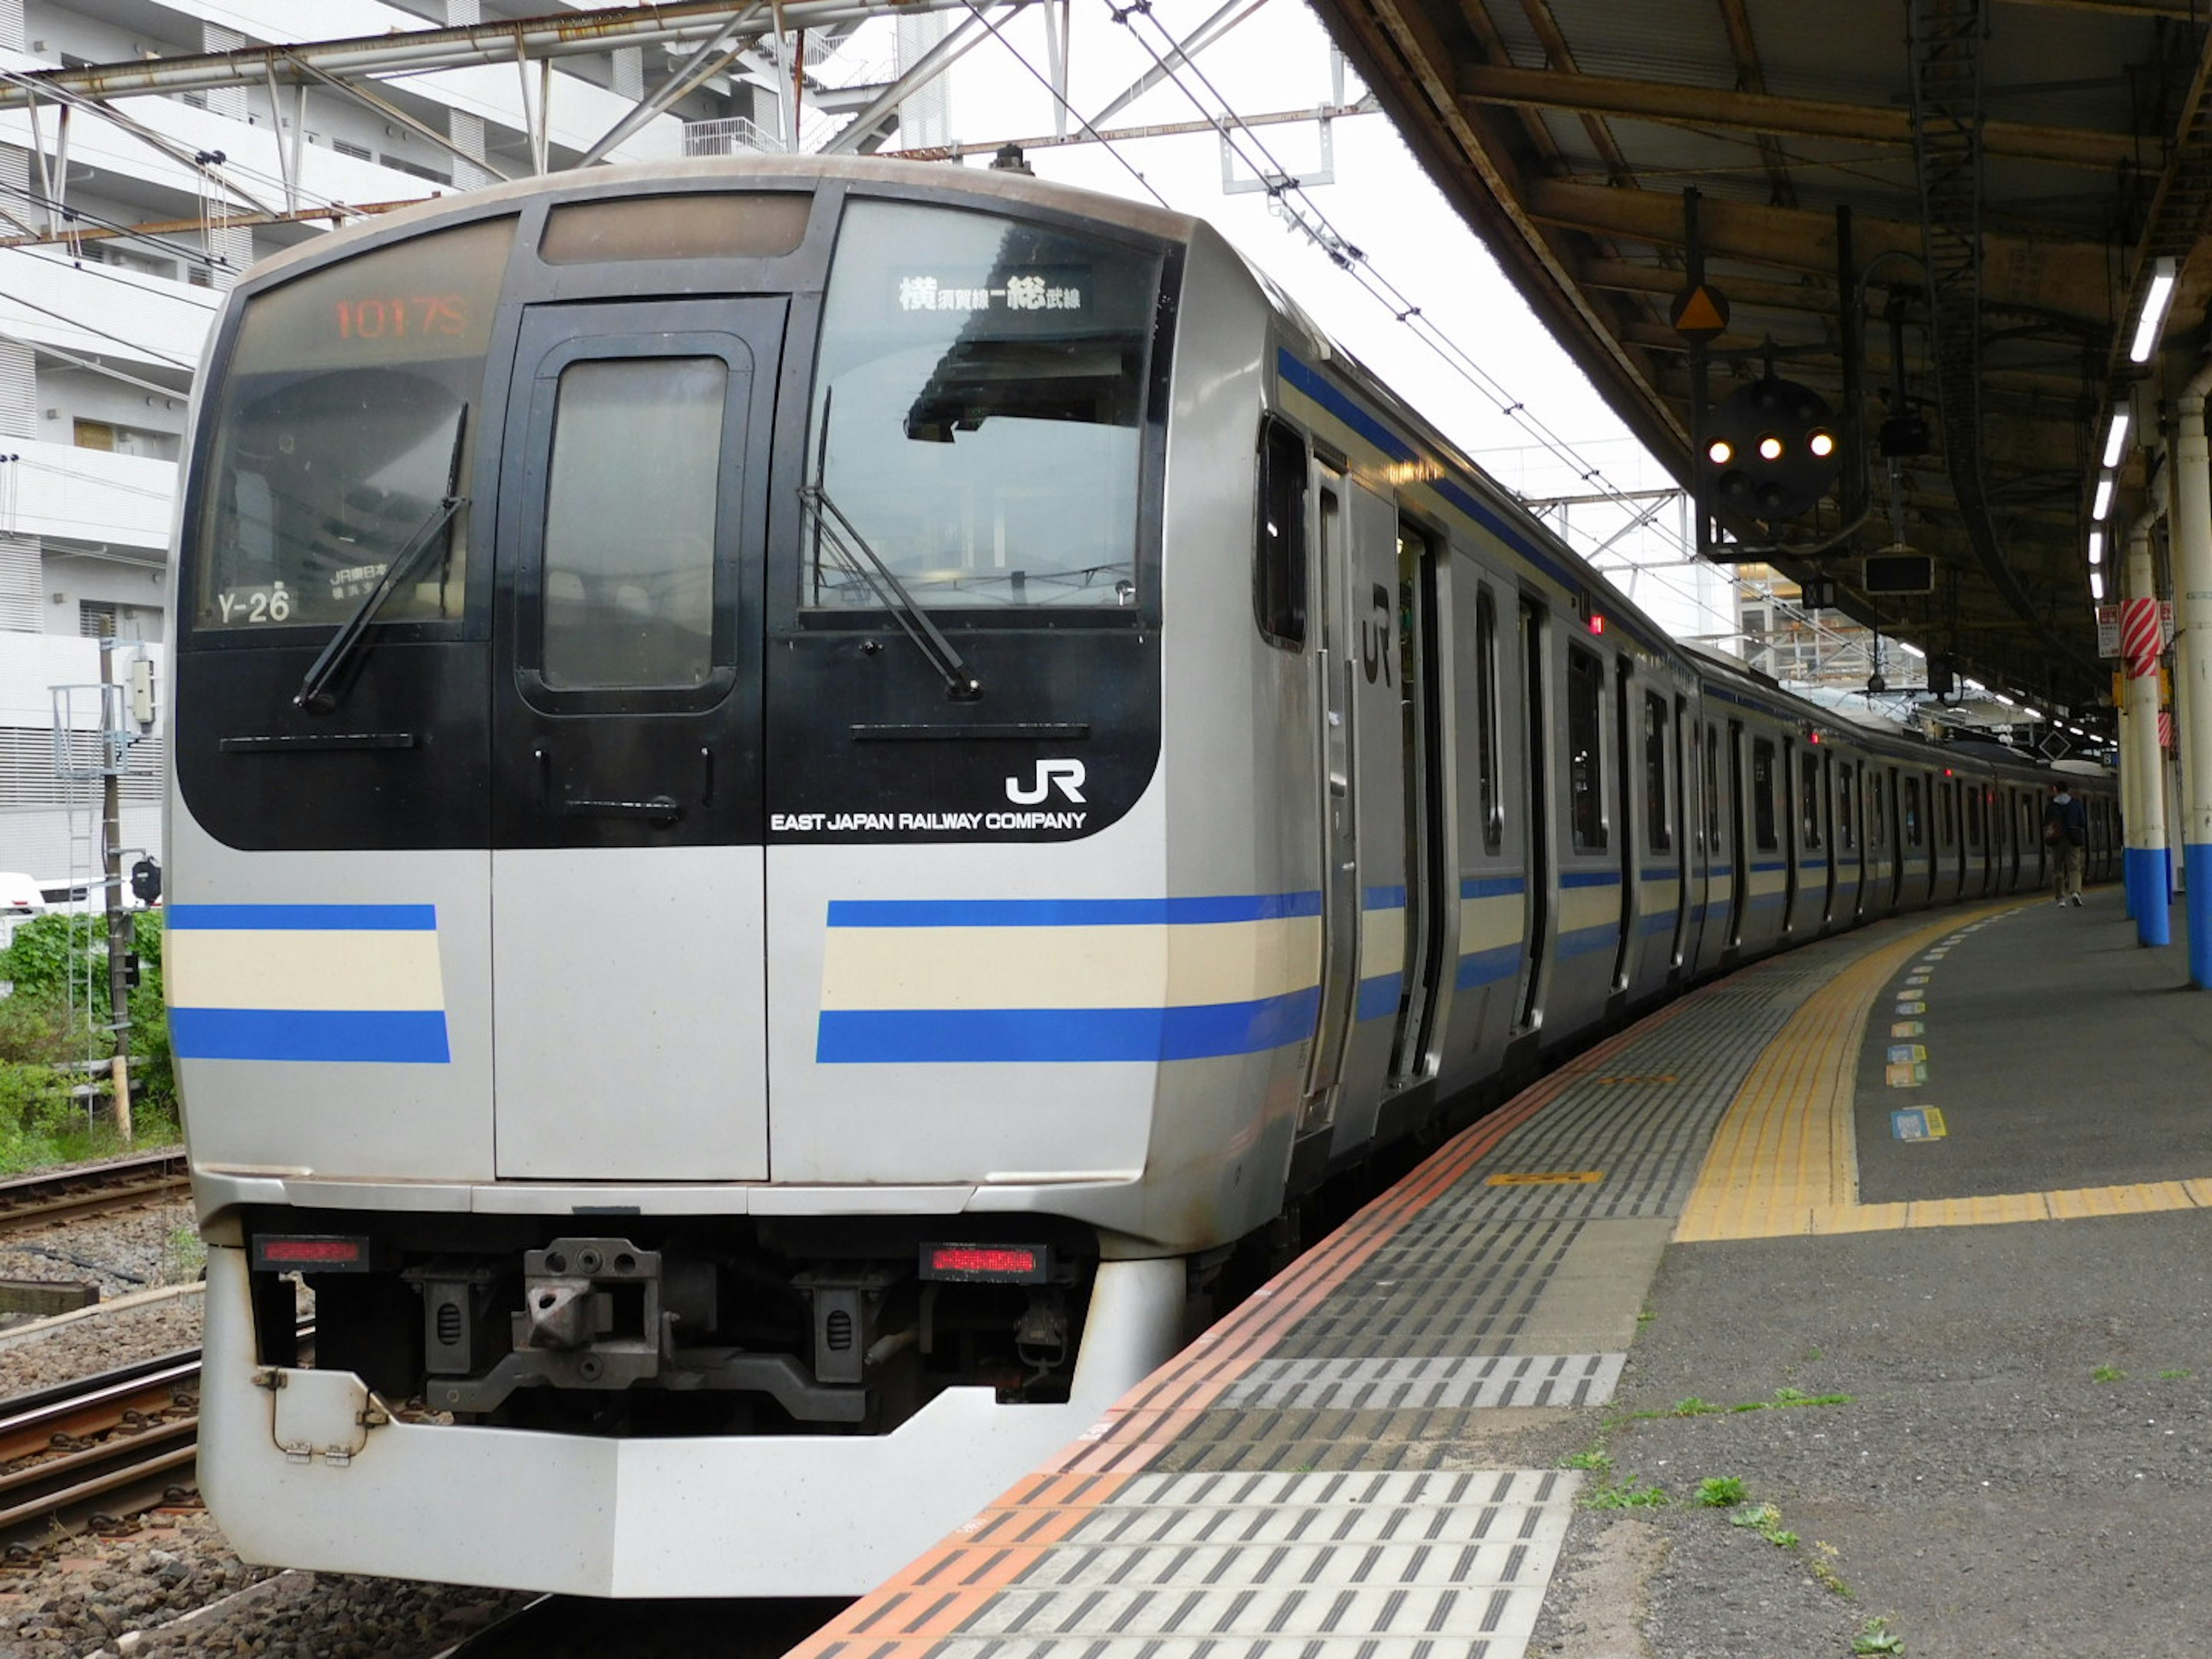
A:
[2190,843,2212,987]
[2129,847,2173,946]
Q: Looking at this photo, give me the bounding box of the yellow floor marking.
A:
[1673,901,2212,1243]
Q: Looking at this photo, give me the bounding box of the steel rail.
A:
[0,1147,190,1232]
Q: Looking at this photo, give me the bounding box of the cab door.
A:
[488,299,782,1179]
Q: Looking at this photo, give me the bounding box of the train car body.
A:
[167,158,2114,1597]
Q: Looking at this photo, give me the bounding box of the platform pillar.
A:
[2123,522,2172,946]
[2177,379,2212,982]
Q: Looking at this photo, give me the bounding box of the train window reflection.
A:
[804,199,1160,610]
[1567,647,1605,850]
[194,217,514,633]
[540,357,725,690]
[1751,738,1778,851]
[1643,692,1671,853]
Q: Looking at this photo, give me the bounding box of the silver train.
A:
[166,157,2116,1597]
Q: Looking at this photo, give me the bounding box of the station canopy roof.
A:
[1308,0,2209,719]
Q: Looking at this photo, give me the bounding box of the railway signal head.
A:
[1701,376,1843,522]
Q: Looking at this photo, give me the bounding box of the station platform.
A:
[785,884,2212,1659]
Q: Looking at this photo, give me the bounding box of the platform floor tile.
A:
[1267,1219,1574,1360]
[921,1470,1577,1659]
[1218,1353,1623,1411]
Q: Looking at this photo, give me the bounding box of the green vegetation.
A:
[0,912,176,1173]
[1853,1616,1905,1654]
[2092,1365,2127,1383]
[1584,1480,1668,1510]
[1673,1396,1722,1416]
[2158,1369,2192,1380]
[1695,1475,1745,1507]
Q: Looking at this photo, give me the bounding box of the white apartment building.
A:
[0,0,882,883]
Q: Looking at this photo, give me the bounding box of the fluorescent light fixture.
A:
[2103,409,2132,468]
[2130,256,2179,364]
[1995,692,2016,706]
[1965,677,1986,694]
[2093,475,2115,520]
[2091,571,2106,600]
[2021,707,2043,721]
[2088,530,2104,567]
[1898,642,1926,658]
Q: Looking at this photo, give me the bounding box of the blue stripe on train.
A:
[166,904,437,931]
[826,893,1324,928]
[169,1007,451,1063]
[817,988,1324,1063]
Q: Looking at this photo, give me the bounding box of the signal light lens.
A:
[1706,439,1734,465]
[1757,435,1785,461]
[923,1243,1051,1282]
[1588,613,1606,635]
[1808,431,1836,459]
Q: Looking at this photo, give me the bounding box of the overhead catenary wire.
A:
[955,1,1851,671]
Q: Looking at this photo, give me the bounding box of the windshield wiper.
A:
[802,389,980,700]
[294,408,469,715]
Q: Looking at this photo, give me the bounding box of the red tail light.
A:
[253,1234,372,1271]
[922,1243,1050,1282]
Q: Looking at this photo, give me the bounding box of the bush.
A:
[0,910,177,1169]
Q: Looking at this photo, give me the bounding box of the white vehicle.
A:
[0,873,46,916]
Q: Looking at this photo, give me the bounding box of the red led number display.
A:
[333,294,469,340]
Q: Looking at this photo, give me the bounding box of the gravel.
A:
[0,1195,533,1658]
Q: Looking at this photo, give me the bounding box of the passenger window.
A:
[1567,647,1607,850]
[1476,589,1502,851]
[1255,420,1308,649]
[1903,776,1923,847]
[1703,724,1722,852]
[1837,766,1857,851]
[541,357,724,688]
[1751,737,1778,851]
[1799,749,1821,849]
[1643,692,1671,853]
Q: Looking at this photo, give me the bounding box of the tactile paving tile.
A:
[923,1470,1577,1659]
[1267,1219,1577,1359]
[1218,1353,1624,1410]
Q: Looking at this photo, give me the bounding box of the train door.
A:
[487,299,780,1180]
[1834,759,1861,921]
[1781,740,1803,934]
[1669,693,1693,972]
[1726,721,1749,947]
[1298,463,1359,1136]
[1611,665,1637,995]
[1701,717,1731,962]
[1326,481,1419,1147]
[1388,522,1452,1084]
[1513,598,1552,1035]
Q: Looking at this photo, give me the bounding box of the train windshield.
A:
[190,217,514,632]
[804,198,1160,611]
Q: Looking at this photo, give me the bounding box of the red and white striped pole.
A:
[2122,529,2171,944]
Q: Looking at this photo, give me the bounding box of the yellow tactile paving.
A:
[1675,902,2212,1243]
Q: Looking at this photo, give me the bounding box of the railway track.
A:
[0,1147,191,1233]
[0,1346,203,1552]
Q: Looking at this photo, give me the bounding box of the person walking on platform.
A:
[2046,781,2088,906]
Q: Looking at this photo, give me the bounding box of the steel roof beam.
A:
[0,0,979,111]
[1455,62,2139,171]
[1525,177,2111,323]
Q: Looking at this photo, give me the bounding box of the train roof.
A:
[240,154,1205,290]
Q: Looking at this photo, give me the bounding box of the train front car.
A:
[167,161,1283,1597]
